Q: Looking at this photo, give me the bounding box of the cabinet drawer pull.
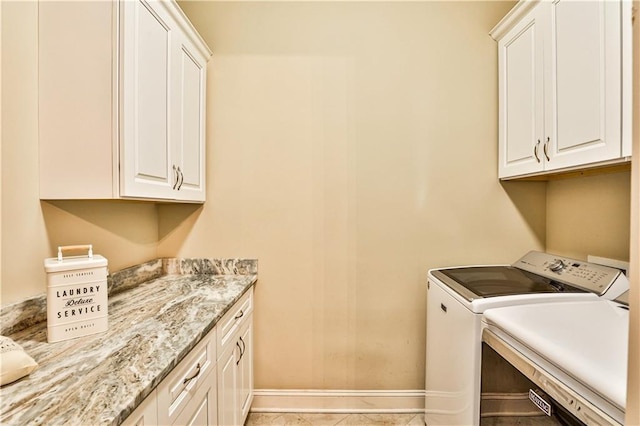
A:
[534,139,541,163]
[234,310,244,320]
[236,342,242,365]
[239,336,246,356]
[543,137,550,161]
[440,303,447,313]
[183,363,201,385]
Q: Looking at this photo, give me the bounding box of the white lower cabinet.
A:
[157,328,217,425]
[216,289,254,426]
[217,341,239,426]
[237,320,254,422]
[122,389,158,426]
[171,368,217,426]
[121,291,254,426]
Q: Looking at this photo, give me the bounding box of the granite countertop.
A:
[0,258,257,426]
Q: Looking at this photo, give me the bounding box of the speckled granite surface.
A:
[0,258,257,426]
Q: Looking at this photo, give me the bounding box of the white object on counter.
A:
[44,245,108,343]
[0,336,38,385]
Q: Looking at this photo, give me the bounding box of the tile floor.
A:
[245,413,562,425]
[244,412,425,425]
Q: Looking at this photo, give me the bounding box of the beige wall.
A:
[546,171,631,261]
[1,0,49,305]
[0,1,159,305]
[165,0,546,390]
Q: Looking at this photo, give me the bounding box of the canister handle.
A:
[57,244,93,261]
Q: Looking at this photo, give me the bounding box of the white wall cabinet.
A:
[491,0,632,179]
[39,0,210,202]
[216,289,254,426]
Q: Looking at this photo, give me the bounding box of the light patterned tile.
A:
[299,413,350,425]
[406,413,425,425]
[248,413,427,426]
[270,413,314,425]
[246,412,284,425]
[361,413,420,425]
[336,414,378,425]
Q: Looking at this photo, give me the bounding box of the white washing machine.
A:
[424,251,629,426]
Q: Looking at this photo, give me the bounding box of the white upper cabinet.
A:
[491,0,632,179]
[496,4,546,178]
[39,0,211,202]
[120,0,175,200]
[172,29,208,202]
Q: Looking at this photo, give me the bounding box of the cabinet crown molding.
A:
[490,0,541,41]
[158,0,213,58]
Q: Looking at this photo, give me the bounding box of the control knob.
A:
[549,259,566,272]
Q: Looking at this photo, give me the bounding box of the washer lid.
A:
[432,266,583,302]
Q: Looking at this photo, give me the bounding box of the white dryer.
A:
[424,251,629,426]
[482,299,628,425]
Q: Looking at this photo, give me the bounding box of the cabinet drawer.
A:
[217,289,253,356]
[172,367,217,426]
[158,327,216,425]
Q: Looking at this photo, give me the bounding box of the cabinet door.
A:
[217,344,239,426]
[545,0,622,170]
[172,34,207,202]
[497,4,546,178]
[238,318,254,423]
[172,368,218,426]
[120,0,177,199]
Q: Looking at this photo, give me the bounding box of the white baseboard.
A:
[251,389,425,414]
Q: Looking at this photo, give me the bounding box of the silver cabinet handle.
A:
[543,137,550,161]
[183,363,201,385]
[236,342,242,365]
[534,139,541,163]
[177,167,184,190]
[236,336,246,365]
[172,165,179,190]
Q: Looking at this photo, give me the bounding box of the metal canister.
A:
[44,245,108,343]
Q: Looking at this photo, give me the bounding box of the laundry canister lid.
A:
[44,255,108,272]
[44,245,108,273]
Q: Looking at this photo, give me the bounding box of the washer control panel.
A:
[514,251,624,296]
